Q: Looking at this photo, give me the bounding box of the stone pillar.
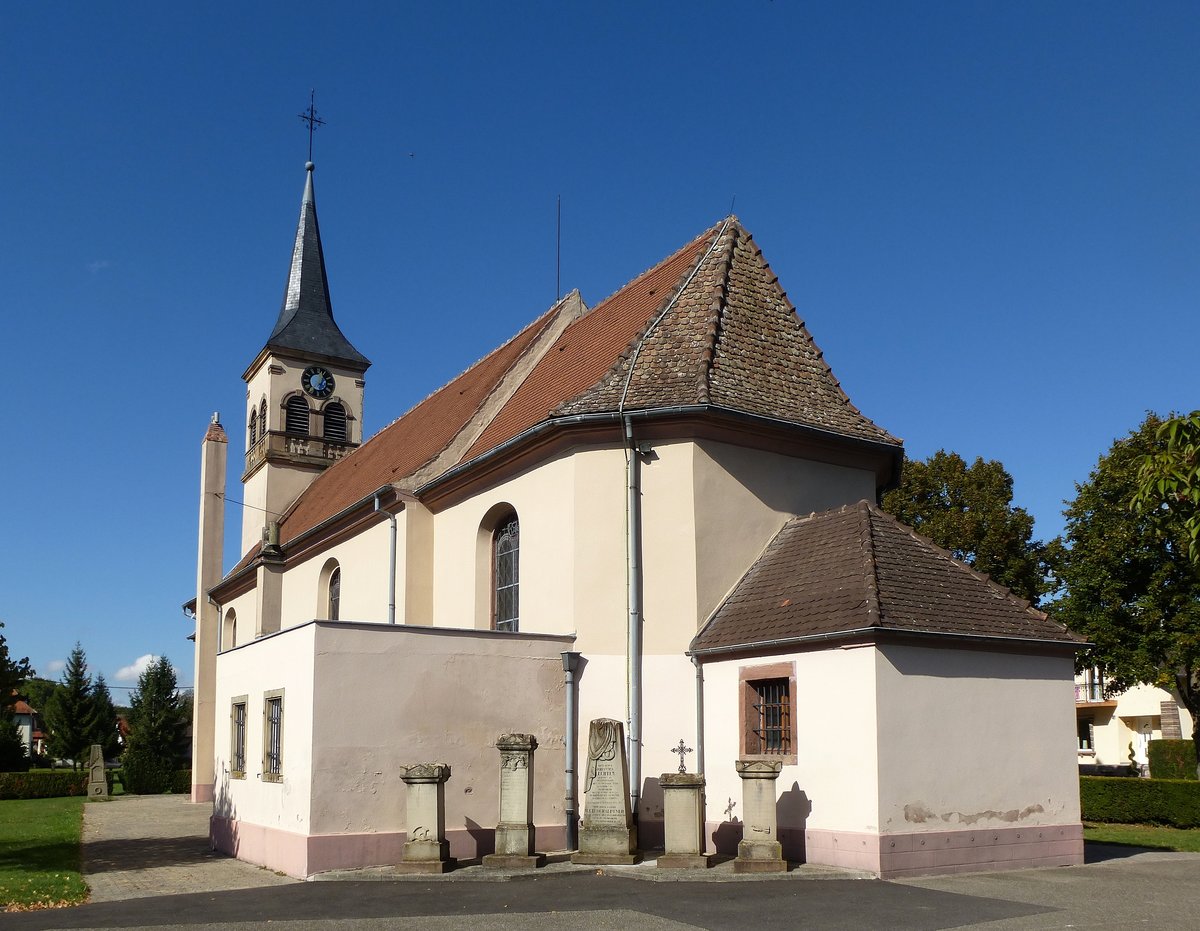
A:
[192,416,226,804]
[397,763,454,873]
[87,745,108,800]
[572,718,640,864]
[734,760,787,873]
[483,734,544,869]
[657,773,710,869]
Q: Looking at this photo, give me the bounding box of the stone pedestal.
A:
[87,745,108,800]
[397,763,455,874]
[483,733,545,869]
[657,773,711,869]
[572,718,640,865]
[733,760,786,873]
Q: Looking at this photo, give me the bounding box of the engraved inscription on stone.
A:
[582,718,631,828]
[499,761,523,824]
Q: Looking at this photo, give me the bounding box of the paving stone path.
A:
[82,794,296,902]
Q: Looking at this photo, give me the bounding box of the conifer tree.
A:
[123,657,187,793]
[90,674,120,759]
[43,644,99,769]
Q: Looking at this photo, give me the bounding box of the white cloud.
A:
[44,659,65,675]
[115,653,159,682]
[86,260,110,273]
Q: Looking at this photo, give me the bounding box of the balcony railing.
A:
[245,430,355,474]
[1075,683,1107,703]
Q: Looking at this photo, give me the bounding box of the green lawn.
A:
[1084,821,1200,852]
[0,797,88,910]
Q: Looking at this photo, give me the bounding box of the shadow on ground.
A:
[1084,840,1174,863]
[82,837,219,873]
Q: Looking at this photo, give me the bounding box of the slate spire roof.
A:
[260,162,369,369]
[691,500,1083,655]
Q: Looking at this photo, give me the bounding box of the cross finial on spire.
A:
[299,89,325,163]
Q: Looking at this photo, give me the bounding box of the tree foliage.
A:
[90,675,121,759]
[881,450,1054,604]
[1134,410,1200,563]
[0,623,34,772]
[20,677,56,714]
[123,657,187,793]
[1055,413,1200,761]
[43,644,100,769]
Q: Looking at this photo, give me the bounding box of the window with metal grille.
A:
[493,514,519,632]
[285,396,310,436]
[328,567,340,621]
[231,700,246,776]
[750,678,791,755]
[264,694,283,779]
[323,402,347,442]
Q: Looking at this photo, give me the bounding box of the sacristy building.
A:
[189,161,1086,879]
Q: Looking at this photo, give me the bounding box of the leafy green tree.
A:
[1134,410,1200,563]
[43,644,99,769]
[90,675,120,759]
[20,677,56,713]
[881,450,1054,605]
[0,623,34,771]
[1055,413,1200,765]
[123,657,187,793]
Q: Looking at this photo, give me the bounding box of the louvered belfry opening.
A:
[323,402,347,442]
[259,398,267,438]
[248,409,258,447]
[285,395,311,436]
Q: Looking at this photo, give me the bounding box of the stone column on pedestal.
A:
[483,733,545,869]
[87,745,108,800]
[733,760,787,873]
[397,762,454,874]
[657,773,711,869]
[571,718,640,864]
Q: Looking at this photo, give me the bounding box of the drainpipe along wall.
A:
[374,491,398,624]
[624,416,643,822]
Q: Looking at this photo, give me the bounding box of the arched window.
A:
[323,402,347,442]
[285,396,311,436]
[328,567,341,621]
[248,410,257,447]
[318,558,341,621]
[493,513,519,632]
[259,398,267,438]
[223,608,238,652]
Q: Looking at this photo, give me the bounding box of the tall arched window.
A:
[493,513,519,632]
[318,558,341,621]
[223,608,238,652]
[259,398,267,438]
[328,567,341,621]
[285,395,311,436]
[323,402,347,442]
[248,410,257,447]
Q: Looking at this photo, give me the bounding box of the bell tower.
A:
[240,161,370,554]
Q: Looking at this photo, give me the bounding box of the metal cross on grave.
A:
[670,738,693,774]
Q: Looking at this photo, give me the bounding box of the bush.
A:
[0,770,88,800]
[1148,740,1198,780]
[172,769,191,795]
[121,749,174,794]
[1080,775,1200,828]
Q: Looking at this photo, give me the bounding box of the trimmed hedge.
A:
[1148,740,1198,780]
[0,770,88,800]
[172,769,191,795]
[1081,775,1200,828]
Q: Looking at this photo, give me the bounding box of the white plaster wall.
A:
[217,588,259,652]
[692,441,876,629]
[702,646,881,834]
[874,645,1080,833]
[213,624,316,835]
[639,442,700,657]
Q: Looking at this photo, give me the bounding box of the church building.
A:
[190,161,1086,879]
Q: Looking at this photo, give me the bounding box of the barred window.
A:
[285,396,310,436]
[750,679,791,755]
[323,402,347,442]
[264,692,283,781]
[493,514,519,632]
[230,699,247,777]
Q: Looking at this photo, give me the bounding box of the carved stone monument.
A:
[733,760,787,873]
[86,745,108,800]
[572,718,640,864]
[397,763,454,873]
[658,772,710,868]
[483,733,545,869]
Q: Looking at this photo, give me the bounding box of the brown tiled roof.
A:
[691,501,1082,654]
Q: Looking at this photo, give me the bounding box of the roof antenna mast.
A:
[299,89,326,163]
[556,194,562,302]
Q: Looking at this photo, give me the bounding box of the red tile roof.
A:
[691,501,1082,654]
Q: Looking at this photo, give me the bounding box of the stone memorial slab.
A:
[571,718,640,865]
[87,745,108,799]
[397,762,454,873]
[733,759,786,873]
[658,772,710,869]
[483,733,545,869]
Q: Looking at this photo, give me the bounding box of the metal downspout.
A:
[562,651,581,850]
[692,654,705,775]
[374,493,397,624]
[624,416,643,822]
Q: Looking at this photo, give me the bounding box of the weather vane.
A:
[299,89,325,162]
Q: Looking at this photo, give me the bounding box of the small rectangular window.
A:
[1077,716,1094,752]
[230,697,247,778]
[739,663,797,764]
[263,690,284,782]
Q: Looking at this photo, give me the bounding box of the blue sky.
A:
[2,2,1196,694]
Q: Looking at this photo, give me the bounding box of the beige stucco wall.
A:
[1078,681,1195,767]
[214,623,317,835]
[874,644,1080,833]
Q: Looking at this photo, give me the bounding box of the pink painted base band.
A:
[190,784,214,804]
[211,816,567,878]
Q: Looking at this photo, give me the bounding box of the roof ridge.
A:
[696,223,738,404]
[857,500,884,626]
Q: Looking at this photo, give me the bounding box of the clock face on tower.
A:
[301,366,335,399]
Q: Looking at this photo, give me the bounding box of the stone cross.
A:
[670,739,693,774]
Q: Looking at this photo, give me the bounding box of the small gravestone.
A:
[483,733,544,869]
[571,718,639,864]
[397,763,454,873]
[733,760,786,873]
[658,772,710,869]
[87,745,108,800]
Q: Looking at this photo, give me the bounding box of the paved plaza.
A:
[6,795,1200,929]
